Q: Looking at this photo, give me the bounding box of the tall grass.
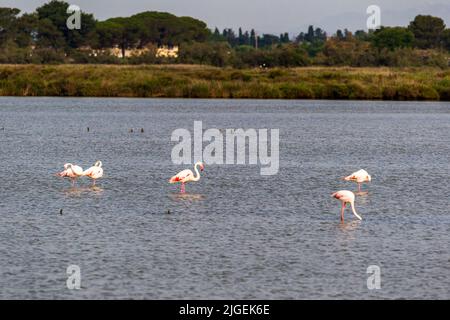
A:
[0,64,448,100]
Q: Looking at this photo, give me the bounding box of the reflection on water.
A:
[338,220,362,232]
[62,186,104,196]
[355,193,370,205]
[0,97,449,299]
[168,193,205,203]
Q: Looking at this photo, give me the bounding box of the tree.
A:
[260,34,280,47]
[0,7,20,46]
[97,11,211,56]
[442,29,450,51]
[16,13,39,48]
[296,32,305,43]
[36,0,97,49]
[296,26,325,44]
[372,27,415,50]
[250,29,257,48]
[238,27,244,45]
[210,27,224,42]
[36,18,65,49]
[305,25,315,42]
[408,15,446,49]
[314,28,327,41]
[96,18,138,57]
[280,32,290,43]
[344,29,352,40]
[354,30,370,41]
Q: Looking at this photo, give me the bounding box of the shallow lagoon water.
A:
[0,97,449,299]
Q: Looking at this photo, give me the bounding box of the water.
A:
[0,97,449,299]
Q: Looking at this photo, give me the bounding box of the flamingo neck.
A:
[350,201,362,220]
[193,163,201,181]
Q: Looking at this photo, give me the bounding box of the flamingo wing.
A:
[71,165,84,176]
[170,169,193,183]
[82,166,95,177]
[344,169,366,182]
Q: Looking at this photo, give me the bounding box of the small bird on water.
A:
[59,209,63,215]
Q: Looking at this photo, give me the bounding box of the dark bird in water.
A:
[87,127,90,132]
[167,210,171,214]
[129,128,134,133]
[59,209,63,215]
[141,128,144,133]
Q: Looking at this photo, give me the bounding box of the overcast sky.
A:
[2,0,449,35]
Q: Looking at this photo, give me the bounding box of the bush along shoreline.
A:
[0,65,449,101]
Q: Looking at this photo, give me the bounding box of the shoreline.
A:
[0,64,449,101]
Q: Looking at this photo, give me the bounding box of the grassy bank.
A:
[0,64,449,100]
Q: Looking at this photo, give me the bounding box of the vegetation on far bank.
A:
[1,64,449,100]
[0,1,450,68]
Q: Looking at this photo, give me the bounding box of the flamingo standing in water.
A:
[343,169,371,194]
[169,162,205,193]
[57,163,84,186]
[332,190,362,222]
[82,161,103,186]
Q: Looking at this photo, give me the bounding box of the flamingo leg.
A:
[180,183,185,194]
[358,183,362,193]
[340,202,346,222]
[72,178,75,187]
[93,179,96,186]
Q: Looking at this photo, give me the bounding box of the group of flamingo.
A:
[332,169,372,222]
[169,163,371,223]
[57,161,104,186]
[57,160,204,192]
[57,160,369,223]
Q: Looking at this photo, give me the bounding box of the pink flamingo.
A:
[82,161,103,186]
[332,190,362,222]
[169,162,205,193]
[343,169,371,193]
[57,163,84,186]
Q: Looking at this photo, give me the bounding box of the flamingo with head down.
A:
[82,161,103,186]
[343,169,371,194]
[332,190,362,222]
[169,161,205,193]
[57,163,84,186]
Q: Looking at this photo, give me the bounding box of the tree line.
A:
[0,0,449,67]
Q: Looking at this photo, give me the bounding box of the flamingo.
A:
[332,190,362,222]
[82,161,103,186]
[169,162,205,193]
[343,169,371,193]
[57,163,84,186]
